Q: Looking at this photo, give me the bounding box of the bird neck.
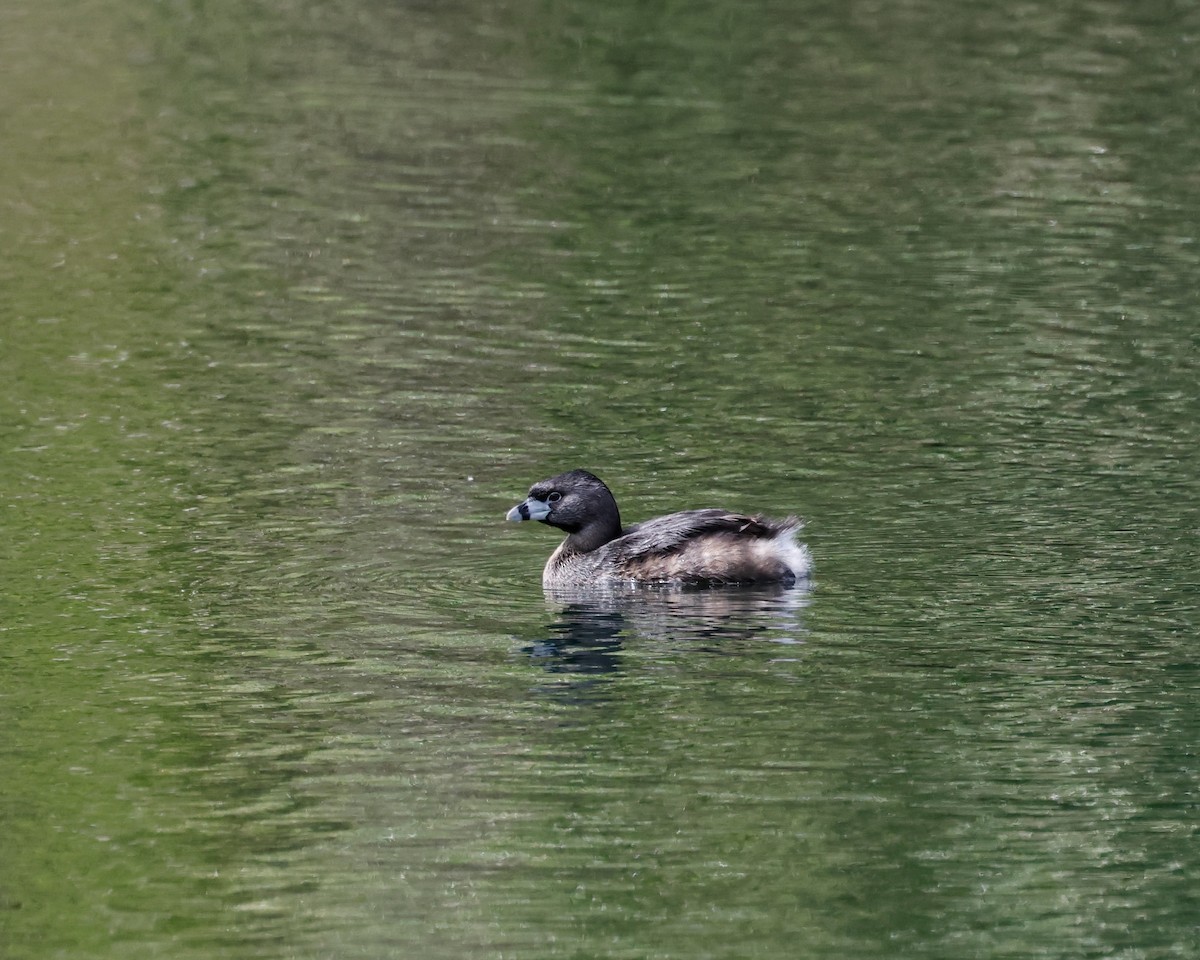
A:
[561,511,622,555]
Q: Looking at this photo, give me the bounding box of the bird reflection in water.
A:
[522,582,812,689]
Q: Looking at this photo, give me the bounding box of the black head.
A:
[506,469,622,544]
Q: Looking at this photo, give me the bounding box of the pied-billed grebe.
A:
[506,469,811,587]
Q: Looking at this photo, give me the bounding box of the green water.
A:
[2,1,1197,958]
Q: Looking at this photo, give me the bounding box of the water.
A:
[2,0,1197,958]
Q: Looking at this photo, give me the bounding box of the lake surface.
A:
[2,1,1197,958]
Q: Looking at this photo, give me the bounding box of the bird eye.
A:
[547,491,562,503]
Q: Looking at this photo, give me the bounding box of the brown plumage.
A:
[506,470,811,588]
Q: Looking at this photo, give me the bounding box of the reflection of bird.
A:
[527,583,811,681]
[506,469,811,588]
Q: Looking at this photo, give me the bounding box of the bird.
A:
[506,469,811,588]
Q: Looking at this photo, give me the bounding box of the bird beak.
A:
[506,497,551,522]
